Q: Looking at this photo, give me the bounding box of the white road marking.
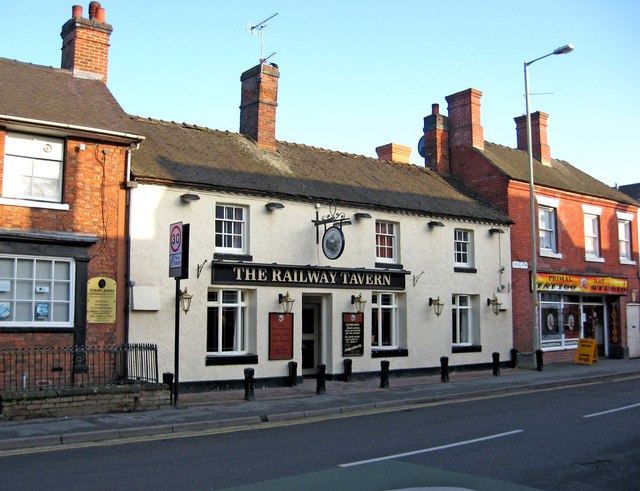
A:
[339,429,524,467]
[583,402,640,418]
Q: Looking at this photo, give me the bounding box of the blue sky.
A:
[2,1,639,186]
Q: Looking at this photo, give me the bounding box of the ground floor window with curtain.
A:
[0,254,74,327]
[452,294,479,346]
[371,292,398,348]
[207,289,247,354]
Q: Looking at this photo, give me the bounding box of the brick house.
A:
[0,3,143,354]
[422,89,640,362]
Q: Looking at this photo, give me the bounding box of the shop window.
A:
[0,255,75,327]
[540,293,596,350]
[454,229,475,271]
[215,205,247,254]
[371,292,398,349]
[206,290,248,355]
[451,294,478,347]
[617,212,635,265]
[2,132,64,203]
[375,221,398,264]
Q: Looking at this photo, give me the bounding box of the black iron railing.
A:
[0,344,158,391]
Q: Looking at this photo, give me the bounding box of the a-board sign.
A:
[269,312,293,360]
[575,338,598,365]
[342,312,364,356]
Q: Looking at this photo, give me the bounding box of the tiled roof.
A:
[479,142,639,206]
[128,117,511,224]
[0,57,134,134]
[618,183,640,201]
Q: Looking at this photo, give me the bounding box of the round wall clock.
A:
[322,226,345,260]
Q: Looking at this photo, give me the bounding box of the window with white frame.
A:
[2,132,64,203]
[371,292,398,348]
[582,205,603,261]
[0,255,74,327]
[215,205,247,253]
[454,229,474,268]
[617,211,635,264]
[539,206,558,253]
[206,290,247,354]
[376,221,398,263]
[451,294,473,345]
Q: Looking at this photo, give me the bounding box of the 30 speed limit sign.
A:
[169,222,183,276]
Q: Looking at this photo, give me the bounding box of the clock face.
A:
[322,226,345,260]
[417,135,426,158]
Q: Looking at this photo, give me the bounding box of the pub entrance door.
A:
[301,296,322,376]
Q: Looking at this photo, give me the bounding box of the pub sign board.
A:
[269,312,294,360]
[213,262,408,290]
[342,312,364,356]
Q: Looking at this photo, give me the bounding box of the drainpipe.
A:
[123,143,139,345]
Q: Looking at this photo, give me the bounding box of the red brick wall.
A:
[240,64,279,151]
[0,134,128,349]
[61,19,112,83]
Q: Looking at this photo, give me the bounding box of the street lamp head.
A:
[553,44,575,55]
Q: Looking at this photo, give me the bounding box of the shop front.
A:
[537,273,627,358]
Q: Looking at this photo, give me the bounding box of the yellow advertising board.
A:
[575,338,598,365]
[87,277,117,324]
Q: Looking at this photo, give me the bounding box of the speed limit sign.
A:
[169,222,184,278]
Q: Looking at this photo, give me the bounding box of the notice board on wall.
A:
[269,312,293,360]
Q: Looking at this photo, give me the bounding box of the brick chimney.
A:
[239,63,279,151]
[375,143,411,164]
[445,88,484,150]
[514,111,551,165]
[61,2,112,83]
[422,103,450,173]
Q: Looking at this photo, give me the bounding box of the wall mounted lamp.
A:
[266,202,285,211]
[354,212,372,220]
[179,288,193,314]
[181,193,200,203]
[489,228,505,235]
[428,221,445,228]
[429,296,444,316]
[351,293,367,313]
[487,296,502,315]
[279,292,295,313]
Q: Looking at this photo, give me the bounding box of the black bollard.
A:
[492,352,501,376]
[162,372,174,406]
[380,360,390,388]
[244,368,255,401]
[440,356,449,383]
[510,348,518,369]
[343,358,352,382]
[535,349,544,372]
[316,364,326,394]
[288,361,298,387]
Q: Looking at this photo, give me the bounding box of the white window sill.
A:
[620,258,637,266]
[0,197,69,211]
[585,255,605,263]
[540,250,563,259]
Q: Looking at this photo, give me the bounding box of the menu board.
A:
[342,312,364,356]
[269,312,294,360]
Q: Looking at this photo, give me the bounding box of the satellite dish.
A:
[417,135,426,158]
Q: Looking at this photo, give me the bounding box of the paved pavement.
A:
[1,358,640,452]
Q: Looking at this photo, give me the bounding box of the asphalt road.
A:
[1,377,639,490]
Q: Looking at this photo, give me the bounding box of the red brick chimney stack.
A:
[514,112,551,165]
[240,63,280,152]
[375,143,411,164]
[61,2,113,84]
[445,89,484,150]
[422,103,450,173]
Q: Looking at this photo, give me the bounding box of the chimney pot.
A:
[72,5,83,18]
[432,103,439,115]
[88,1,101,20]
[95,7,106,22]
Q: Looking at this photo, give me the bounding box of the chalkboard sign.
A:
[342,312,364,356]
[269,312,294,360]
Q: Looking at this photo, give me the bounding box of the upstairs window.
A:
[215,205,247,254]
[454,229,474,268]
[582,205,602,262]
[539,206,558,253]
[2,132,64,203]
[617,211,635,264]
[376,221,398,263]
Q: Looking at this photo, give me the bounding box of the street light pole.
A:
[524,44,574,369]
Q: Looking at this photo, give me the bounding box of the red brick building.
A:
[0,3,143,352]
[423,89,640,362]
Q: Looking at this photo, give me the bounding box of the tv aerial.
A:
[246,13,278,64]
